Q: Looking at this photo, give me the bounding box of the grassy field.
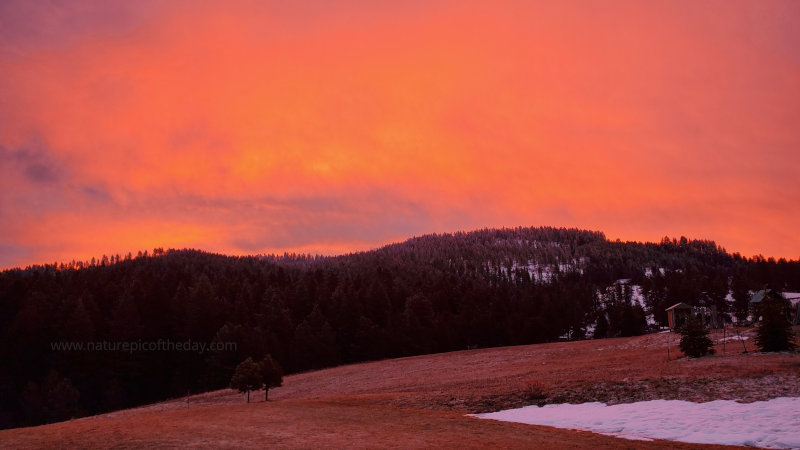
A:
[2,327,798,448]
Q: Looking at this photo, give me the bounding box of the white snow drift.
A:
[474,397,800,448]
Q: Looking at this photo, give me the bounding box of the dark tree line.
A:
[0,226,798,428]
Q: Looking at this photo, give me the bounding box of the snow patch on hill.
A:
[488,258,587,283]
[614,279,656,326]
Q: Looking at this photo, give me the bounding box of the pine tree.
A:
[41,371,81,422]
[594,313,608,339]
[289,306,339,371]
[731,273,751,323]
[230,358,263,403]
[678,315,715,358]
[755,296,796,352]
[110,291,143,341]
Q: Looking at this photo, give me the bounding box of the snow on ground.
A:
[719,335,749,342]
[474,397,800,448]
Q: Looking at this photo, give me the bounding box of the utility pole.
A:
[667,331,671,361]
[722,322,726,354]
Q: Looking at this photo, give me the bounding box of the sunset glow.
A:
[2,0,799,268]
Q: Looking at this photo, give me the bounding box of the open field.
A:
[2,327,798,448]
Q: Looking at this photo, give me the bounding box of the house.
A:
[750,290,794,322]
[665,302,693,329]
[787,293,800,325]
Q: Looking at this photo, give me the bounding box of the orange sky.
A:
[1,0,799,268]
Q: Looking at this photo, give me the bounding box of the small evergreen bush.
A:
[678,315,715,358]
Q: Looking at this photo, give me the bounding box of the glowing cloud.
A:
[1,0,798,268]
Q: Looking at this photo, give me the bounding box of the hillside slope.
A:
[2,331,797,448]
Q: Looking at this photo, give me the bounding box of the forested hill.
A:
[1,226,798,428]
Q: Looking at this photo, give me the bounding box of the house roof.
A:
[665,302,693,311]
[750,289,787,304]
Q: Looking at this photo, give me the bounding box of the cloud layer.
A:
[1,0,799,268]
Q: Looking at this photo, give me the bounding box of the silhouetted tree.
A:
[207,323,265,387]
[594,313,608,339]
[110,291,143,341]
[18,382,43,425]
[40,371,81,423]
[289,306,338,371]
[230,358,263,403]
[755,296,796,352]
[260,355,283,401]
[731,273,751,323]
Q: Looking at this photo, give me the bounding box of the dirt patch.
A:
[546,374,800,406]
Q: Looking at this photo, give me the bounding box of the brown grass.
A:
[1,327,797,449]
[0,399,746,449]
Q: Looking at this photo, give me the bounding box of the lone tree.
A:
[678,315,715,358]
[230,357,263,403]
[756,296,796,352]
[261,355,283,401]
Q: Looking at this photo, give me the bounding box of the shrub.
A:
[522,379,547,401]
